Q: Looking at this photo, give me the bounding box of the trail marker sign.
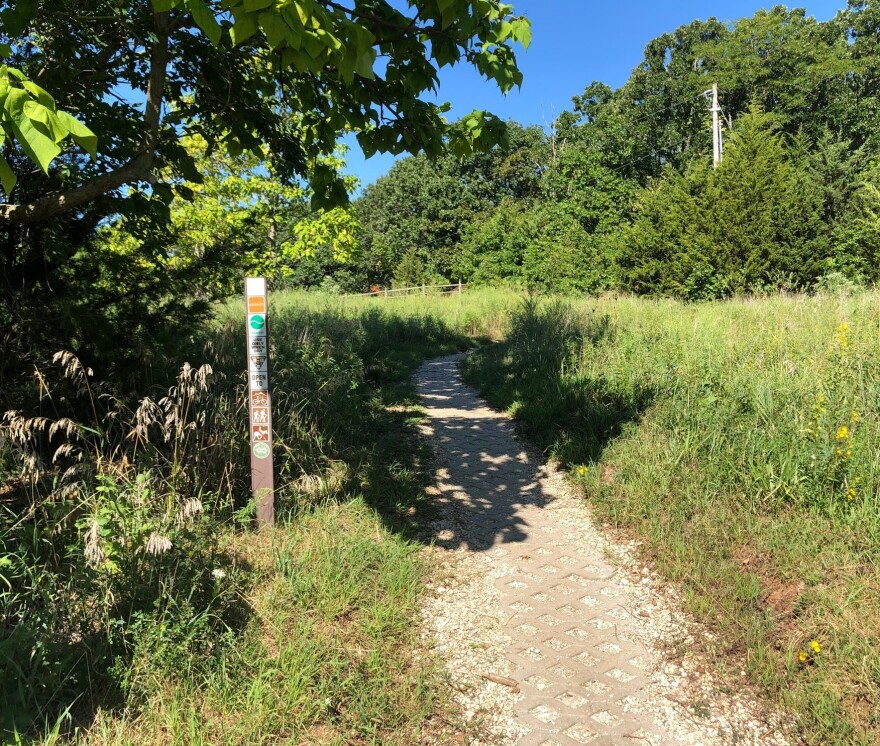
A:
[245,277,275,525]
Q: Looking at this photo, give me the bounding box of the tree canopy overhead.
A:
[0,0,531,223]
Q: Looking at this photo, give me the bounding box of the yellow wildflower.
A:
[577,466,587,476]
[836,425,849,440]
[798,650,807,662]
[847,487,857,501]
[851,411,860,424]
[810,640,821,654]
[837,323,849,348]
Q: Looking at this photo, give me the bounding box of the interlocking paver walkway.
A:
[416,354,790,746]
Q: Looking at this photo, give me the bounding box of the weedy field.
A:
[462,291,880,745]
[0,291,512,745]
[7,286,880,745]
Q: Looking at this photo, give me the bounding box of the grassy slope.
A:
[462,291,880,745]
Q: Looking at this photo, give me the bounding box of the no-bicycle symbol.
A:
[249,314,266,331]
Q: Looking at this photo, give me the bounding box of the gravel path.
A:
[416,354,795,746]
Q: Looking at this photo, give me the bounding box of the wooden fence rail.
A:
[343,282,467,299]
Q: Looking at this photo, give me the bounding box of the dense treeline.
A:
[333,3,880,298]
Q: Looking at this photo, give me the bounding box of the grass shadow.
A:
[460,299,654,468]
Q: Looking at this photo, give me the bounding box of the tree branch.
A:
[0,11,171,226]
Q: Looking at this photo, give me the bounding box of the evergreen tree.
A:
[620,108,824,298]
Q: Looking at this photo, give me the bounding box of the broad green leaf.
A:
[301,31,326,59]
[23,100,66,142]
[337,47,356,83]
[230,13,259,44]
[280,46,311,70]
[0,43,11,57]
[440,3,456,30]
[151,0,179,11]
[244,0,274,11]
[0,0,36,37]
[293,0,313,27]
[511,18,532,49]
[259,11,290,48]
[187,0,222,46]
[3,87,28,118]
[11,113,61,173]
[55,110,98,158]
[0,155,16,195]
[21,80,55,109]
[354,49,376,80]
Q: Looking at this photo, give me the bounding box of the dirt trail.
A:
[417,354,794,746]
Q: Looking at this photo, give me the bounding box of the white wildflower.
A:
[211,568,226,581]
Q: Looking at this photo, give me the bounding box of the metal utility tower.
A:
[704,83,723,168]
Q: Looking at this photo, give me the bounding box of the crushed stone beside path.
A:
[416,354,795,746]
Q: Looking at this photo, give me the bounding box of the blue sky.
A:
[342,0,848,191]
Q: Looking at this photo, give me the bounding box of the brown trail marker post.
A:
[245,277,275,526]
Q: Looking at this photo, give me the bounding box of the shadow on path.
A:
[416,354,561,553]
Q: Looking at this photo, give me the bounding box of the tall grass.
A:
[463,290,880,744]
[1,290,513,742]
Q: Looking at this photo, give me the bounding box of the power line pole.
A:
[710,82,723,168]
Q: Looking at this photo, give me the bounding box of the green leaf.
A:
[3,87,28,118]
[21,80,55,109]
[230,13,259,45]
[440,4,456,30]
[354,48,376,79]
[0,155,16,195]
[55,110,98,158]
[436,0,456,16]
[0,0,35,37]
[23,101,65,142]
[244,0,274,11]
[0,43,11,57]
[151,0,179,11]
[11,113,61,174]
[186,0,222,46]
[511,18,532,49]
[259,11,291,49]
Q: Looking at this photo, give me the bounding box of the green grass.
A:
[85,500,436,746]
[27,284,880,744]
[462,290,880,745]
[6,291,512,744]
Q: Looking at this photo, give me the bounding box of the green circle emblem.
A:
[253,442,271,459]
[249,314,266,331]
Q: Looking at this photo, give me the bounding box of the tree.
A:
[619,108,826,298]
[0,0,530,389]
[554,19,730,182]
[101,136,360,298]
[0,0,531,223]
[700,6,853,140]
[355,121,545,286]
